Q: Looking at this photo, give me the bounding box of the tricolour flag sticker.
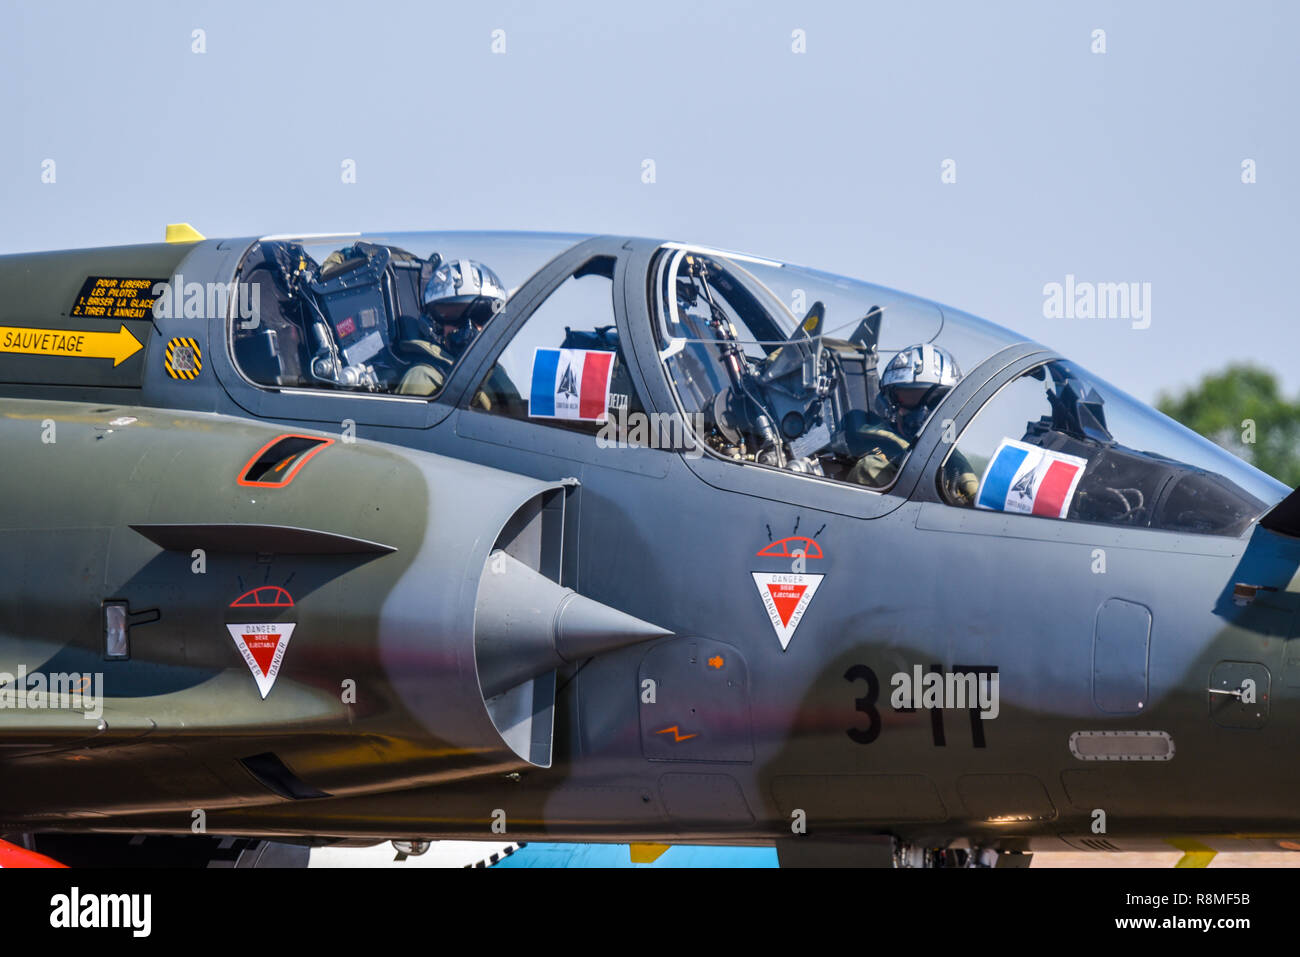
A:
[751,572,824,650]
[528,348,615,421]
[976,438,1088,519]
[226,622,296,699]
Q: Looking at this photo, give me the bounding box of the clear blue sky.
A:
[2,0,1295,404]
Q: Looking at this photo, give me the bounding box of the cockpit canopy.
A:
[231,232,585,396]
[940,358,1286,536]
[651,245,1023,486]
[650,244,1286,535]
[226,232,1287,537]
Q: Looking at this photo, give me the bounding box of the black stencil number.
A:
[844,664,881,744]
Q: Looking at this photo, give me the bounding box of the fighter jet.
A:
[1,225,1297,868]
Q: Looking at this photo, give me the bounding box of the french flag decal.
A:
[976,438,1088,520]
[529,348,615,422]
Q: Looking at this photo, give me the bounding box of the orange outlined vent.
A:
[238,434,334,488]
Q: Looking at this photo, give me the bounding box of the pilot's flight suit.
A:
[847,423,979,504]
[395,340,455,397]
[395,339,520,413]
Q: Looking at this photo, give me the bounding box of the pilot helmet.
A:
[422,258,507,352]
[880,343,961,431]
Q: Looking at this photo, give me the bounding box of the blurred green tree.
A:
[1157,364,1300,488]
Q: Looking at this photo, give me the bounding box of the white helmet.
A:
[880,343,961,436]
[422,259,507,323]
[881,343,961,402]
[422,258,507,353]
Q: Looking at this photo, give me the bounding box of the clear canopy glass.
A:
[230,231,588,395]
[650,244,1028,488]
[943,359,1287,535]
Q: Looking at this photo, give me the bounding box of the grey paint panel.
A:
[1208,660,1270,729]
[957,773,1057,822]
[639,638,753,763]
[659,773,754,828]
[1093,598,1152,713]
[915,500,1243,557]
[770,774,948,823]
[542,785,664,825]
[457,410,670,478]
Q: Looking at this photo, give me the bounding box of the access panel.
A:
[1093,598,1151,714]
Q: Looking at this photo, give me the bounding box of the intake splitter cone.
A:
[474,550,671,698]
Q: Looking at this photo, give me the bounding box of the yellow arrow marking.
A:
[0,324,143,367]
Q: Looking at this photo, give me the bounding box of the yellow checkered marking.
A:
[164,337,202,380]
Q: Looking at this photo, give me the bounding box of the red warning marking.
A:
[756,536,823,559]
[230,586,294,608]
[766,582,808,627]
[240,632,282,676]
[226,622,297,699]
[750,572,824,651]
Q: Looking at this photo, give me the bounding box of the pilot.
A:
[847,343,979,503]
[397,258,509,399]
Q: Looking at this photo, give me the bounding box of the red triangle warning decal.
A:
[751,573,823,650]
[767,582,807,627]
[226,623,296,699]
